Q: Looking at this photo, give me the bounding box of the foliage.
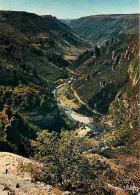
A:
[32,130,116,194]
[18,161,45,182]
[0,10,91,155]
[0,108,37,156]
[71,34,138,114]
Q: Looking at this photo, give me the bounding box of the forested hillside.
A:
[68,14,139,44]
[0,11,91,154]
[69,32,139,176]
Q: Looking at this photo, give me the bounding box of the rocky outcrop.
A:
[23,110,59,129]
[0,152,72,194]
[0,152,54,195]
[128,62,139,87]
[0,174,54,195]
[71,34,138,115]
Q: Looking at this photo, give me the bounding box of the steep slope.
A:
[0,11,88,155]
[69,14,139,44]
[0,10,139,194]
[64,33,139,189]
[42,15,91,50]
[71,34,139,114]
[69,33,139,158]
[0,11,92,61]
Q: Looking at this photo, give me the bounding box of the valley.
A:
[0,10,139,195]
[53,79,98,131]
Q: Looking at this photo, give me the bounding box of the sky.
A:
[0,0,139,19]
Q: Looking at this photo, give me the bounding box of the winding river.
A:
[52,82,99,132]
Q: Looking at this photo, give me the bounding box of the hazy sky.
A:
[0,0,139,19]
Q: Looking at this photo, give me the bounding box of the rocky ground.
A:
[0,152,70,195]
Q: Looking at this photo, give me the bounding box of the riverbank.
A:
[53,81,99,132]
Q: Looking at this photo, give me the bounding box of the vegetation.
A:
[71,34,138,115]
[65,32,139,192]
[0,10,91,154]
[0,10,139,194]
[18,130,116,194]
[68,14,139,43]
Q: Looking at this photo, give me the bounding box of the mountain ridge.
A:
[62,14,139,44]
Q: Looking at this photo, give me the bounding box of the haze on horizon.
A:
[0,0,139,19]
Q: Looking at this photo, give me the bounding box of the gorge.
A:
[0,10,139,194]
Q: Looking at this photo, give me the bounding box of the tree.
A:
[33,131,85,187]
[33,130,115,194]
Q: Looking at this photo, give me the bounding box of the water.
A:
[52,83,99,132]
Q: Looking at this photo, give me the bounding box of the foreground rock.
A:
[0,174,53,195]
[0,152,69,195]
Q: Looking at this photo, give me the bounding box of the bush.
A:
[32,130,116,194]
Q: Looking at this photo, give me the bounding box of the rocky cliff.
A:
[68,33,139,160]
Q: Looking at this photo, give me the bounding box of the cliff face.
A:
[68,33,139,159]
[0,10,139,193]
[23,110,58,129]
[71,34,139,114]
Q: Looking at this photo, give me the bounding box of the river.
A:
[52,82,99,132]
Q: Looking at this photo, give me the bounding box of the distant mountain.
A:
[68,14,139,44]
[41,15,92,57]
[0,11,92,82]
